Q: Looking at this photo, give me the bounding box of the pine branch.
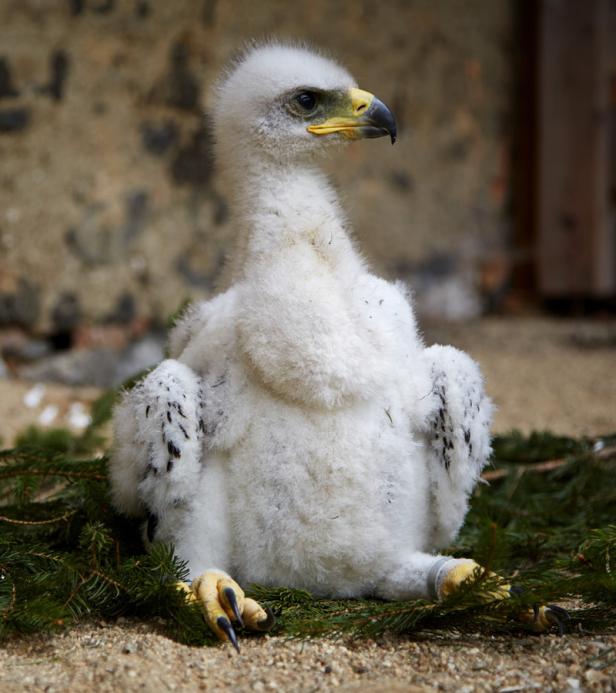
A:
[0,426,615,642]
[0,510,77,525]
[482,458,568,481]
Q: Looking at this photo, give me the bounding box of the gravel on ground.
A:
[1,317,615,691]
[1,622,614,692]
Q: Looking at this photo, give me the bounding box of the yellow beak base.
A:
[307,88,397,144]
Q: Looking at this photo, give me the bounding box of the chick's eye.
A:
[295,91,318,111]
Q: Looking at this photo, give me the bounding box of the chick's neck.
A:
[220,154,362,284]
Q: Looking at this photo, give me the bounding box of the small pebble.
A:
[38,404,59,426]
[24,383,46,408]
[0,620,614,691]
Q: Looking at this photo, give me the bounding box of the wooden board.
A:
[536,0,616,297]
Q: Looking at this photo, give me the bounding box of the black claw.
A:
[223,586,244,627]
[509,585,569,635]
[216,616,240,653]
[255,606,276,632]
[554,617,565,636]
[546,604,570,620]
[546,604,570,636]
[146,512,158,542]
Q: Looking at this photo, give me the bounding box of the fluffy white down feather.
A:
[109,43,493,600]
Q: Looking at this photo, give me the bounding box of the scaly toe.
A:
[192,571,246,650]
[539,604,569,635]
[185,572,274,649]
[438,560,510,602]
[437,562,568,635]
[518,603,569,634]
[176,581,198,603]
[508,585,569,635]
[243,598,276,632]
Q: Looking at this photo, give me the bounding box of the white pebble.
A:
[24,383,46,408]
[39,404,59,426]
[68,402,92,430]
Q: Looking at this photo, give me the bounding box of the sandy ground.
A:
[1,622,614,692]
[423,317,616,438]
[1,317,615,691]
[0,379,101,448]
[1,317,615,447]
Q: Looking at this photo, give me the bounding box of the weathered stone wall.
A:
[0,0,513,333]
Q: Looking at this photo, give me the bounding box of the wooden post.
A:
[536,0,616,297]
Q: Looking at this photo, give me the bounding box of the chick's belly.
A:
[227,407,427,594]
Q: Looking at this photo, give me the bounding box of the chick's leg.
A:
[178,570,274,651]
[435,558,568,633]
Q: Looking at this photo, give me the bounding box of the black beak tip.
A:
[365,96,397,146]
[387,116,397,145]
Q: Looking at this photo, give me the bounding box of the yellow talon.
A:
[193,572,246,624]
[176,570,274,652]
[438,560,567,633]
[437,559,477,598]
[176,581,197,602]
[518,603,569,634]
[438,560,510,601]
[243,597,275,631]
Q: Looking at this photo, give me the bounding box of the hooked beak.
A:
[307,88,397,144]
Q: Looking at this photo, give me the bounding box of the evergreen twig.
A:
[0,389,615,643]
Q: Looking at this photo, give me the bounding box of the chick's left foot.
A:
[177,570,274,651]
[517,601,569,635]
[436,559,568,634]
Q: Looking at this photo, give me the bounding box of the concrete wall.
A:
[0,0,513,333]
